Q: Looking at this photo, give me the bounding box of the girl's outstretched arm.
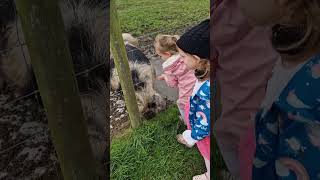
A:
[163,74,178,88]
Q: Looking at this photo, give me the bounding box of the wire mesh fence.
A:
[0,0,108,179]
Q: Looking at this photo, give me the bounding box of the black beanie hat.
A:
[176,19,210,60]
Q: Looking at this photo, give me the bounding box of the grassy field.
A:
[110,106,206,180]
[116,0,209,36]
[111,1,220,179]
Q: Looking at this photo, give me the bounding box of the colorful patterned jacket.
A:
[189,80,210,140]
[253,54,320,180]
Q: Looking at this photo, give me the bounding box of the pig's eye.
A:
[137,82,145,87]
[149,102,156,108]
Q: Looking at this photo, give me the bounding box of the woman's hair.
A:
[154,34,180,54]
[273,0,320,54]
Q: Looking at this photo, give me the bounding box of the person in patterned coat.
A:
[238,0,320,179]
[175,19,211,180]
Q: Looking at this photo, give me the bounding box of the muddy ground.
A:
[0,89,62,180]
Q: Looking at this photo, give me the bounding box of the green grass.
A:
[112,1,228,179]
[111,106,206,180]
[116,0,209,36]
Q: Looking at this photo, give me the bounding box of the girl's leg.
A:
[178,106,186,121]
[192,157,210,180]
[177,100,187,125]
[204,157,210,178]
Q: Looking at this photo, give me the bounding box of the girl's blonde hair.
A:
[278,1,320,53]
[154,34,180,54]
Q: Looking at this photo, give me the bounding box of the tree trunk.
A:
[110,0,142,129]
[15,0,99,179]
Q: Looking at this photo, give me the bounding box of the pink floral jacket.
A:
[162,54,197,106]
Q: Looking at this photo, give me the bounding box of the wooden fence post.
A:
[212,79,227,180]
[110,0,142,129]
[15,0,99,179]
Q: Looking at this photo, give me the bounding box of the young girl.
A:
[175,19,211,180]
[238,0,320,179]
[154,34,197,124]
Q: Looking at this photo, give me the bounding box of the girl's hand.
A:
[157,74,165,80]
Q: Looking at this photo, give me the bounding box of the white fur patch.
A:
[122,33,139,47]
[110,61,154,90]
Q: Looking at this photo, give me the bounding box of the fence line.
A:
[0,1,107,179]
[0,1,207,177]
[14,1,42,108]
[2,18,204,107]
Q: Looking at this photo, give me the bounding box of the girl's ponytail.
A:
[154,34,180,54]
[195,59,210,81]
[173,35,180,41]
[272,0,320,55]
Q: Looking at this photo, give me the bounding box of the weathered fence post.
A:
[15,0,99,179]
[212,80,225,180]
[110,0,142,129]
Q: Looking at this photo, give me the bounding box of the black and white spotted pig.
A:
[110,34,166,119]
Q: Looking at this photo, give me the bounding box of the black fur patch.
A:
[131,69,145,90]
[110,44,150,69]
[125,44,150,64]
